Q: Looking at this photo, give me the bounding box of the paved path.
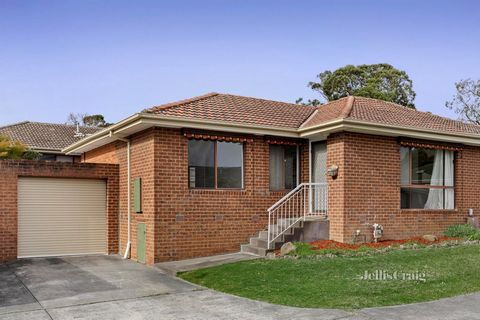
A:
[1,256,479,320]
[155,252,258,275]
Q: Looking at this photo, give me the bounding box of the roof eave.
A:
[64,113,480,155]
[300,118,480,146]
[63,113,300,154]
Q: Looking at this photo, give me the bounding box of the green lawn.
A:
[179,245,480,309]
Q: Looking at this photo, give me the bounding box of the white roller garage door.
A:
[18,177,107,258]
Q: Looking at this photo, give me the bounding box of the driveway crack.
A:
[7,264,54,320]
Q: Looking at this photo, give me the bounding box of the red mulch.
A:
[309,237,461,251]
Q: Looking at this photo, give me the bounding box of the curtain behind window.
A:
[312,142,327,184]
[424,149,444,209]
[444,150,455,209]
[269,145,284,190]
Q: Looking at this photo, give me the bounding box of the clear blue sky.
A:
[1,0,479,126]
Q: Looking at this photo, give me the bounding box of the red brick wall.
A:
[83,142,119,164]
[152,128,309,262]
[85,128,309,264]
[0,160,119,263]
[327,132,473,243]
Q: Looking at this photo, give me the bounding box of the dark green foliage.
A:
[295,97,322,106]
[22,149,42,160]
[82,114,110,127]
[444,224,480,240]
[302,63,416,108]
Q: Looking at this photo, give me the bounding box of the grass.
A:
[179,244,480,309]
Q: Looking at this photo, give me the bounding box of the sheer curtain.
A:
[444,150,454,209]
[424,149,444,209]
[269,145,284,190]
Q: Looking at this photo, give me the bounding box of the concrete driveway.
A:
[1,256,479,320]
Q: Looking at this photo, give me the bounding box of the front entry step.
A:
[241,218,329,257]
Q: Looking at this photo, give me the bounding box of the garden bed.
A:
[309,236,459,250]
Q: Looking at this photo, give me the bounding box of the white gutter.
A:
[64,109,480,155]
[111,131,132,259]
[299,118,480,146]
[62,113,299,154]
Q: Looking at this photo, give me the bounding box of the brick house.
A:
[0,121,100,162]
[62,93,480,265]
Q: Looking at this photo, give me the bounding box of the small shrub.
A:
[22,149,42,160]
[291,242,316,256]
[444,224,480,240]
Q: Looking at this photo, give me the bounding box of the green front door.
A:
[137,223,146,264]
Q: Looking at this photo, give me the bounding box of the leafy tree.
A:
[0,135,27,160]
[295,97,322,106]
[445,79,480,125]
[67,113,111,127]
[0,135,43,160]
[299,63,416,108]
[83,114,109,127]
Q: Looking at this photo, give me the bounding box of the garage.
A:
[18,177,107,258]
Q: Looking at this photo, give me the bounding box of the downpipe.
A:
[112,132,132,259]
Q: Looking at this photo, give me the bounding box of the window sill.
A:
[399,208,457,213]
[189,188,246,193]
[269,189,294,193]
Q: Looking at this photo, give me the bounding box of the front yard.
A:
[180,243,480,309]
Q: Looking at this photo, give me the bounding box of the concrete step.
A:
[249,237,283,249]
[240,244,267,256]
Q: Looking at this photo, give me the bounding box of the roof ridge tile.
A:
[340,96,355,118]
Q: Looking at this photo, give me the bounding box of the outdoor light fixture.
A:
[468,208,474,217]
[327,165,339,178]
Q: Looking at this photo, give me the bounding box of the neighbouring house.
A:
[2,93,480,266]
[0,121,100,162]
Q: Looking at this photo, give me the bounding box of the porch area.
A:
[241,182,329,255]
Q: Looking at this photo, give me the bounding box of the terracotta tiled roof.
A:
[301,96,480,135]
[0,121,101,151]
[144,93,317,129]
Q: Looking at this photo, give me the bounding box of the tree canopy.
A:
[446,79,480,125]
[300,63,416,108]
[67,113,111,127]
[0,135,41,160]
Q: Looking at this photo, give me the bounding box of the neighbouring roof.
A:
[0,121,101,152]
[144,92,317,129]
[301,96,480,135]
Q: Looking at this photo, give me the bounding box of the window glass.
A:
[39,154,56,161]
[400,147,410,185]
[411,148,436,185]
[217,142,243,188]
[188,140,214,188]
[284,146,297,189]
[269,145,284,190]
[400,147,454,209]
[269,145,298,190]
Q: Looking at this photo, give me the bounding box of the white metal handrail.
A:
[267,183,328,249]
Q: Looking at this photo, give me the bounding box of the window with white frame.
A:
[188,139,243,189]
[400,147,454,209]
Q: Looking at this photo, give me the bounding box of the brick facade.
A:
[84,128,309,265]
[0,160,119,263]
[327,132,474,243]
[80,127,479,265]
